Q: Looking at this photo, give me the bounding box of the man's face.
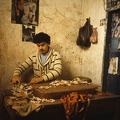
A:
[37,42,49,54]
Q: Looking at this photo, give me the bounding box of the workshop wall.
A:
[0,0,106,90]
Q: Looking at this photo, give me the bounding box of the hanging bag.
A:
[76,18,93,48]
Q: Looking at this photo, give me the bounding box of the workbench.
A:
[1,89,120,120]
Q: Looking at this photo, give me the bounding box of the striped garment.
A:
[13,48,62,81]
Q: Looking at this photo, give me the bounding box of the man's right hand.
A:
[11,75,21,84]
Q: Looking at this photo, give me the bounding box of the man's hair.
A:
[33,32,50,44]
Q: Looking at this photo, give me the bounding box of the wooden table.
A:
[1,90,120,120]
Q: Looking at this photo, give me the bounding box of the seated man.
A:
[12,32,62,84]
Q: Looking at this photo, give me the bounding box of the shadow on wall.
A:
[61,66,73,80]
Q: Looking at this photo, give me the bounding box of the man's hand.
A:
[11,75,21,84]
[30,76,44,84]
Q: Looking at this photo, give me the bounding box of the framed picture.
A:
[22,25,35,42]
[11,0,39,26]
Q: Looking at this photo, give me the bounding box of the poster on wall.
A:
[22,25,35,42]
[111,13,120,38]
[11,0,39,26]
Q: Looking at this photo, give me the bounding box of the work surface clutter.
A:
[4,77,112,119]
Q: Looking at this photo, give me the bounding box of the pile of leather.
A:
[60,92,111,120]
[6,95,42,117]
[6,83,55,117]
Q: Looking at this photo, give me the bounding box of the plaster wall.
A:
[0,0,106,90]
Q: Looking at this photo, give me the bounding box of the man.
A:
[12,32,62,84]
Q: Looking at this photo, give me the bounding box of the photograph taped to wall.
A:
[11,0,39,26]
[22,25,35,42]
[111,13,120,38]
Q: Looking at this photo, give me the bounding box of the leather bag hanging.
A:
[76,18,93,48]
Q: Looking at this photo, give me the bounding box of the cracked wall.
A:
[0,0,106,90]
